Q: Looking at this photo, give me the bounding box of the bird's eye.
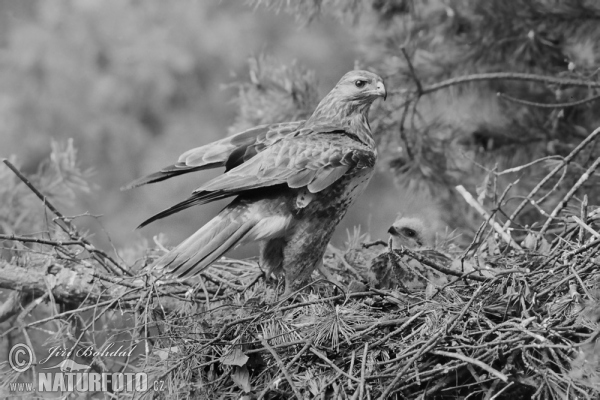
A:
[402,228,416,237]
[354,80,367,88]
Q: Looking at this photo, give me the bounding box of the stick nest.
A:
[140,225,600,400]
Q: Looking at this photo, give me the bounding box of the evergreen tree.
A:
[249,0,600,241]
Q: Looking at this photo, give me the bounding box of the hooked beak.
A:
[377,81,387,101]
[388,226,398,236]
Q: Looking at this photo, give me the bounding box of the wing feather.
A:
[197,134,374,195]
[307,165,351,193]
[287,168,318,188]
[123,121,303,190]
[138,132,376,227]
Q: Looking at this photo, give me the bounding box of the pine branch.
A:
[497,91,600,108]
[414,72,600,96]
[2,159,130,277]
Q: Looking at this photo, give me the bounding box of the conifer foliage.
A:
[252,0,600,235]
[2,1,600,399]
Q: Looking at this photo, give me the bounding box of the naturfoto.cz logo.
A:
[7,343,164,393]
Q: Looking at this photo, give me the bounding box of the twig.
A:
[504,126,600,229]
[360,343,368,400]
[456,185,522,250]
[540,157,600,234]
[376,327,446,400]
[349,318,411,341]
[419,72,600,95]
[565,237,600,258]
[201,270,245,291]
[348,349,356,391]
[398,99,414,160]
[2,159,130,277]
[310,347,361,383]
[496,156,562,176]
[327,244,364,281]
[571,216,600,240]
[489,382,515,399]
[258,339,313,400]
[401,47,423,94]
[432,350,509,383]
[376,284,486,400]
[497,91,600,109]
[3,159,73,233]
[579,195,588,243]
[91,272,141,289]
[0,234,81,247]
[261,338,302,400]
[370,311,426,347]
[16,293,49,325]
[0,290,22,323]
[240,339,308,355]
[479,181,519,252]
[241,271,264,294]
[392,247,489,282]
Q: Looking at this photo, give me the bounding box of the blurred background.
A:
[1,0,600,256]
[0,0,406,256]
[2,0,600,393]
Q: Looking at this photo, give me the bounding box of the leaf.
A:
[221,347,249,367]
[231,365,251,393]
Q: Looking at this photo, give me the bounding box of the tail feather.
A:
[121,163,219,191]
[154,209,256,278]
[137,190,236,229]
[176,221,254,277]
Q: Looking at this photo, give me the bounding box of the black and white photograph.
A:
[1,1,600,398]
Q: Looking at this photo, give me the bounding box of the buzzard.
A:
[126,70,386,293]
[370,214,452,290]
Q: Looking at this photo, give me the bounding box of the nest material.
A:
[142,227,600,400]
[3,145,600,399]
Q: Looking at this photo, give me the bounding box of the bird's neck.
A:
[306,100,375,148]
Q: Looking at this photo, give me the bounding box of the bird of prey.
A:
[126,70,386,293]
[388,214,439,250]
[369,214,452,290]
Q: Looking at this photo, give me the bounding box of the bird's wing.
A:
[122,121,304,189]
[138,133,376,228]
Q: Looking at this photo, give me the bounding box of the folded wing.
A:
[138,133,376,228]
[122,121,304,190]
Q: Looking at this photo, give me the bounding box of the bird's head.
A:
[307,70,386,130]
[388,214,436,250]
[333,70,387,102]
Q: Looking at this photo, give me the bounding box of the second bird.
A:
[126,70,386,293]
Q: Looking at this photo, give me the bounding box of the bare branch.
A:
[2,159,130,277]
[497,91,600,108]
[417,72,600,95]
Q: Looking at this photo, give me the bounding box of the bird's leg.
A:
[260,238,285,283]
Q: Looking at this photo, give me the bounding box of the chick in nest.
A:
[369,213,454,290]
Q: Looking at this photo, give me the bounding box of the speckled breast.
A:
[306,167,375,224]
